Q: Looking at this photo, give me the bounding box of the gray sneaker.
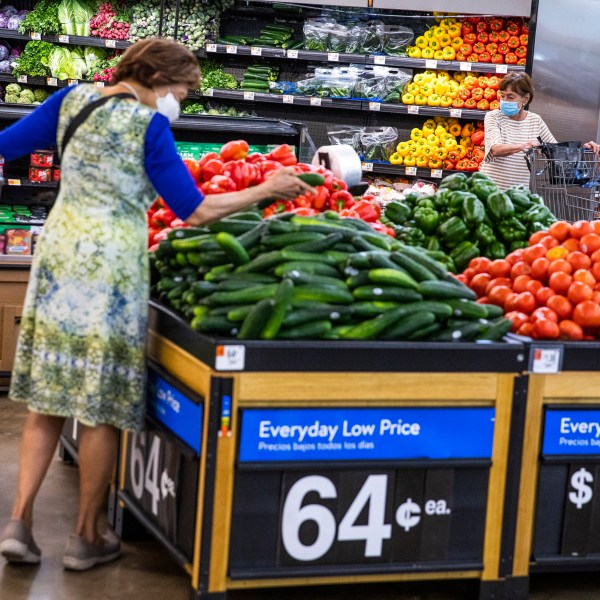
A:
[63,532,122,571]
[0,519,41,564]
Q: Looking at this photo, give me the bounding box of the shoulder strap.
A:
[59,92,135,160]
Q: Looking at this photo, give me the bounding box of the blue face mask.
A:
[500,100,521,117]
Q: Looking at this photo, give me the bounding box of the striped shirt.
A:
[479,109,556,190]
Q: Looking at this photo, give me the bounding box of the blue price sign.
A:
[238,407,495,463]
[543,409,600,456]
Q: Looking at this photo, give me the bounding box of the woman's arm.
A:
[489,140,539,157]
[0,87,70,161]
[144,114,314,225]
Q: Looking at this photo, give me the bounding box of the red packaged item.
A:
[5,229,32,255]
[29,166,53,183]
[52,166,61,182]
[30,150,54,168]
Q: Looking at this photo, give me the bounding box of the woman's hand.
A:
[583,141,600,154]
[259,166,316,200]
[521,140,540,152]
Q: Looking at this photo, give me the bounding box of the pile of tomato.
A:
[458,221,600,340]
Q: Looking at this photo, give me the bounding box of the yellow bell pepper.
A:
[448,123,462,137]
[433,115,444,123]
[461,123,475,138]
[426,134,440,145]
[438,34,452,48]
[460,137,474,148]
[434,81,448,95]
[421,145,434,157]
[413,73,427,85]
[414,94,428,106]
[389,152,403,165]
[423,118,437,130]
[428,39,440,51]
[420,84,434,97]
[440,95,453,107]
[406,82,420,95]
[410,128,423,141]
[448,25,462,39]
[436,147,448,160]
[433,26,446,38]
[453,72,467,83]
[407,47,422,59]
[427,94,442,107]
[457,144,468,158]
[424,29,435,41]
[402,93,415,105]
[451,36,463,49]
[433,49,445,60]
[428,157,443,169]
[396,142,410,156]
[404,156,416,167]
[422,124,435,136]
[416,138,428,148]
[442,47,456,60]
[415,36,428,49]
[444,138,458,149]
[416,155,429,168]
[437,71,450,81]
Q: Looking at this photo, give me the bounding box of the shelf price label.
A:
[94,81,105,87]
[407,105,419,114]
[283,95,294,104]
[373,55,386,65]
[425,59,438,69]
[368,102,381,112]
[405,166,417,176]
[205,43,217,53]
[203,88,214,97]
[496,64,508,74]
[450,108,462,118]
[328,52,340,62]
[216,345,245,371]
[531,347,563,374]
[243,91,255,101]
[105,39,116,48]
[361,162,374,172]
[7,179,20,186]
[67,79,79,86]
[250,46,262,56]
[58,35,69,43]
[310,97,322,106]
[287,49,299,59]
[459,62,472,72]
[431,169,443,178]
[46,77,58,87]
[226,44,238,54]
[17,75,27,84]
[30,32,41,40]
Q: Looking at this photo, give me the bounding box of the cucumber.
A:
[342,218,375,232]
[157,275,187,292]
[445,299,489,320]
[237,222,267,249]
[275,261,340,278]
[182,291,198,305]
[261,279,294,339]
[262,232,324,248]
[278,320,333,339]
[481,303,504,319]
[167,227,210,241]
[280,248,337,265]
[193,305,210,318]
[291,216,356,236]
[341,306,407,340]
[292,285,354,304]
[368,268,419,290]
[435,320,487,342]
[417,280,477,301]
[267,219,297,234]
[204,283,279,306]
[211,272,278,284]
[216,279,261,291]
[175,252,189,267]
[227,305,255,322]
[369,253,400,270]
[209,219,258,236]
[231,210,262,221]
[391,252,438,282]
[155,239,173,258]
[407,322,443,341]
[352,236,385,253]
[286,232,343,253]
[381,311,437,340]
[171,235,215,252]
[193,251,229,267]
[475,318,512,341]
[285,269,345,288]
[351,301,401,318]
[235,250,286,273]
[346,270,372,289]
[191,315,238,336]
[401,245,449,280]
[241,81,270,91]
[216,232,250,265]
[283,305,352,327]
[166,284,188,301]
[347,251,389,269]
[296,173,325,186]
[400,301,453,319]
[333,243,357,253]
[236,299,273,340]
[353,285,423,303]
[357,232,393,251]
[323,250,350,265]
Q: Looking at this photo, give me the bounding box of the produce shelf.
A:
[365,55,524,75]
[366,101,487,121]
[5,178,57,189]
[0,255,33,266]
[170,113,302,137]
[0,28,131,49]
[360,161,467,179]
[149,300,527,373]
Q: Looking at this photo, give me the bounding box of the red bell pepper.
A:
[456,159,470,171]
[201,158,224,182]
[182,158,202,182]
[353,200,381,223]
[329,190,356,212]
[223,159,255,190]
[198,152,219,168]
[267,144,297,166]
[465,160,480,172]
[153,228,172,243]
[151,207,176,228]
[311,186,330,211]
[258,160,281,181]
[292,207,319,216]
[294,193,314,209]
[245,152,266,164]
[370,221,396,237]
[201,175,237,195]
[262,200,294,217]
[339,208,360,218]
[325,177,348,192]
[471,130,485,146]
[220,140,249,162]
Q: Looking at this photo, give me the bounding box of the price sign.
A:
[46,77,58,87]
[243,91,255,101]
[206,43,217,53]
[94,81,105,87]
[496,64,509,74]
[203,88,214,96]
[283,95,294,104]
[17,75,27,84]
[226,44,238,54]
[431,169,443,179]
[373,55,386,65]
[68,79,79,86]
[407,105,419,114]
[449,108,462,118]
[7,179,20,186]
[361,162,374,172]
[105,39,116,48]
[58,35,69,43]
[30,32,41,40]
[251,46,262,56]
[405,166,417,176]
[459,62,472,72]
[531,347,563,374]
[310,97,322,106]
[215,344,245,371]
[328,52,340,62]
[287,49,299,59]
[425,59,438,69]
[368,102,381,112]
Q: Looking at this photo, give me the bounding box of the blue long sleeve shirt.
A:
[0,87,204,221]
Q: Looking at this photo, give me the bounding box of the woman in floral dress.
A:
[0,38,311,570]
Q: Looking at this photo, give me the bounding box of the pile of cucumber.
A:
[151,211,511,342]
[240,65,279,93]
[217,23,303,50]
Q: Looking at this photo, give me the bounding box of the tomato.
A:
[567,251,592,271]
[546,295,573,320]
[592,250,600,263]
[510,261,531,278]
[456,274,469,284]
[549,271,573,295]
[512,274,531,293]
[515,291,537,314]
[523,244,547,264]
[573,269,596,286]
[467,257,491,274]
[568,281,594,304]
[539,235,559,249]
[592,221,600,236]
[548,221,571,242]
[546,246,569,261]
[558,320,584,341]
[530,257,549,281]
[562,238,580,253]
[570,221,594,239]
[593,291,600,304]
[536,286,556,306]
[505,311,530,333]
[506,249,525,265]
[526,279,544,295]
[182,158,202,182]
[579,233,600,255]
[573,300,600,327]
[547,259,572,275]
[489,259,511,278]
[532,319,560,340]
[529,231,547,245]
[477,296,491,304]
[517,322,534,337]
[504,293,519,312]
[462,268,476,283]
[531,307,559,323]
[485,277,513,295]
[489,285,513,307]
[470,273,492,296]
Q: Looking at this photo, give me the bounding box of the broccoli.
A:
[5,83,21,96]
[5,93,19,104]
[19,89,35,103]
[33,88,48,102]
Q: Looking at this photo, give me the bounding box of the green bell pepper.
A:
[528,193,545,206]
[487,240,507,260]
[398,226,426,246]
[414,207,441,234]
[510,241,529,251]
[487,191,515,221]
[497,216,528,243]
[385,201,412,225]
[436,255,457,274]
[403,191,422,206]
[438,216,469,248]
[475,222,496,246]
[462,195,486,226]
[434,188,452,210]
[439,172,469,192]
[529,221,547,234]
[470,178,499,203]
[506,187,533,213]
[415,197,436,210]
[521,204,554,225]
[450,241,480,272]
[425,235,441,252]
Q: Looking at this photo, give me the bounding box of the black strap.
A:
[59,92,135,160]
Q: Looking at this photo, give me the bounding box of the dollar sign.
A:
[569,468,594,509]
[395,498,422,532]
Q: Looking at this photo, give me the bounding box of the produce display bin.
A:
[511,342,600,597]
[112,301,527,600]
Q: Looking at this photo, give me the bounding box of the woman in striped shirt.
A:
[480,72,598,190]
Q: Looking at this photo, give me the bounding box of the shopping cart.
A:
[527,144,600,222]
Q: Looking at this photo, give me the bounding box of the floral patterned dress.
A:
[9,85,158,431]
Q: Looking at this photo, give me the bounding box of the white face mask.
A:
[156,90,180,123]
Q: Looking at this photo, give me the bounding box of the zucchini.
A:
[341,306,407,340]
[292,285,354,304]
[216,232,250,265]
[296,173,325,186]
[391,252,438,282]
[368,268,419,290]
[286,232,343,253]
[235,250,286,273]
[261,279,294,339]
[285,270,346,289]
[204,283,279,306]
[238,299,274,340]
[227,305,255,322]
[283,305,352,328]
[353,285,422,303]
[275,261,340,278]
[262,232,325,248]
[241,81,270,91]
[445,299,489,320]
[381,311,437,340]
[417,280,477,301]
[278,320,333,339]
[208,219,258,236]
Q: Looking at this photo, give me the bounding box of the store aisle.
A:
[2,398,600,600]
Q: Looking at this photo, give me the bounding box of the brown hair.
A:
[499,72,534,104]
[112,38,200,89]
